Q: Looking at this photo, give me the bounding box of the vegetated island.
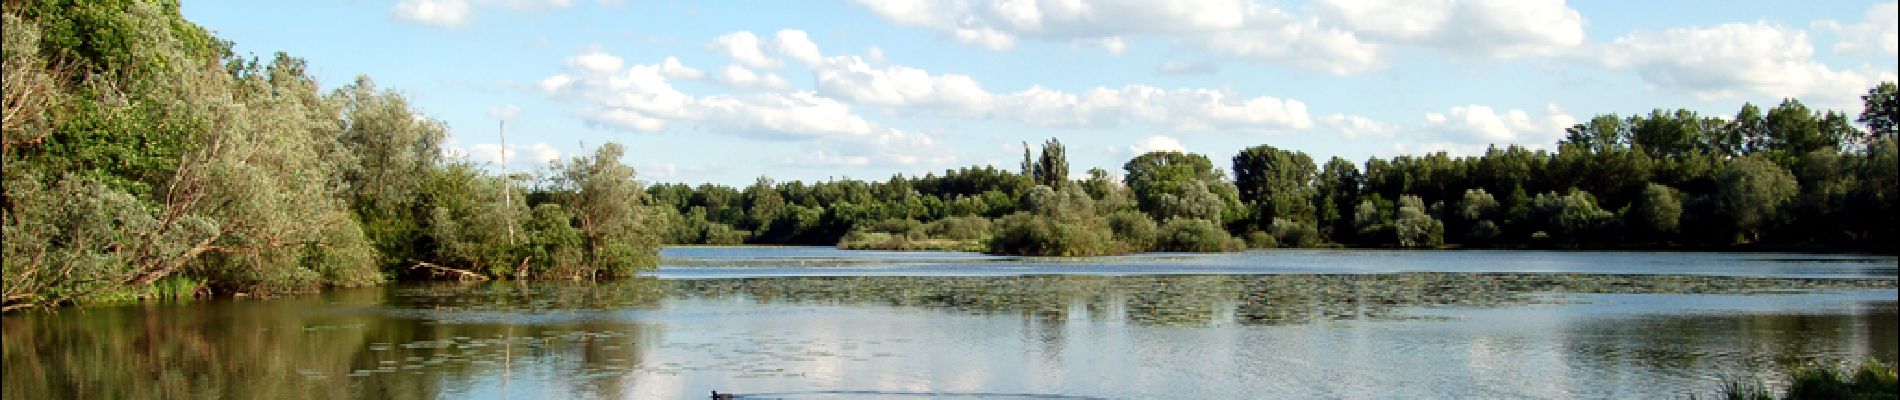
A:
[2,1,1895,311]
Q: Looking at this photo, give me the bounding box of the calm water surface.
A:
[3,248,1895,399]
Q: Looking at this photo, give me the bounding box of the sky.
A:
[180,0,1899,186]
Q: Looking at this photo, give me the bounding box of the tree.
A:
[1860,82,1898,140]
[1716,155,1798,243]
[1629,183,1682,240]
[1232,144,1318,228]
[1123,151,1241,224]
[1033,137,1068,187]
[555,143,661,278]
[1561,114,1626,153]
[1526,190,1613,243]
[1628,109,1708,158]
[1316,157,1363,240]
[1393,195,1444,248]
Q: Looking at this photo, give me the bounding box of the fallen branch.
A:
[514,256,532,281]
[410,260,490,281]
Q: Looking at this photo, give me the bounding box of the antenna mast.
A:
[500,119,516,245]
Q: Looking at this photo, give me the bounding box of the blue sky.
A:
[181,0,1898,186]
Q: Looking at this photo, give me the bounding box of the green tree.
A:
[1034,137,1068,187]
[1629,183,1682,240]
[1232,144,1318,228]
[1716,155,1798,243]
[555,143,661,278]
[1393,195,1444,248]
[1123,151,1242,224]
[1859,82,1898,140]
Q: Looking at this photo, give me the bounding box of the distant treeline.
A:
[650,90,1899,256]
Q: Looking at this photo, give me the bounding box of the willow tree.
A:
[4,2,378,309]
[554,143,662,279]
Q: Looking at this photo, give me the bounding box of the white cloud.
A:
[540,50,954,166]
[1599,22,1896,104]
[390,0,577,27]
[1323,113,1397,140]
[1311,0,1585,59]
[656,57,706,80]
[954,27,1019,50]
[770,30,825,66]
[814,56,997,115]
[853,0,1248,49]
[1127,135,1188,155]
[462,142,563,167]
[391,0,470,28]
[567,49,624,73]
[1421,103,1575,145]
[1815,2,1899,56]
[488,104,522,120]
[1156,60,1219,75]
[707,31,782,69]
[1082,36,1127,55]
[852,0,1585,74]
[1193,5,1382,74]
[813,54,1312,131]
[714,64,791,90]
[989,85,1313,131]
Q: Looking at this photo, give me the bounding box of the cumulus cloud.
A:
[771,30,826,66]
[813,55,1312,131]
[707,31,782,69]
[1421,103,1575,145]
[539,50,954,166]
[488,104,522,120]
[656,57,706,80]
[1598,22,1896,104]
[391,0,471,27]
[1126,135,1188,155]
[1814,2,1899,56]
[454,141,563,167]
[714,64,791,90]
[1311,0,1585,59]
[850,0,1585,74]
[390,0,576,27]
[1156,60,1220,75]
[1323,113,1398,140]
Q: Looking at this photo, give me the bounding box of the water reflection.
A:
[3,272,1895,399]
[667,273,1895,327]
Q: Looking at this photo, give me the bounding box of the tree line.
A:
[656,88,1898,256]
[3,1,663,310]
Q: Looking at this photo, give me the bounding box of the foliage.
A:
[1153,218,1243,252]
[1393,195,1444,248]
[1716,155,1798,243]
[1718,359,1898,400]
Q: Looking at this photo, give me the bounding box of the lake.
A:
[3,248,1895,399]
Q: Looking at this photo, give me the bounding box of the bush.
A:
[1269,218,1320,247]
[702,223,749,245]
[925,216,993,241]
[988,212,1121,256]
[1154,218,1242,252]
[1246,231,1277,248]
[1106,210,1157,250]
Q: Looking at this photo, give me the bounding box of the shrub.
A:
[1154,218,1242,252]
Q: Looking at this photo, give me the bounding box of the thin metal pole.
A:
[501,120,516,246]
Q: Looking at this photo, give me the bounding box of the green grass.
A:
[1717,359,1898,400]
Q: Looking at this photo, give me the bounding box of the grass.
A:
[1716,359,1898,400]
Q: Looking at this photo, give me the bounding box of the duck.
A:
[711,390,735,400]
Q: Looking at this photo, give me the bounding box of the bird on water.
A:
[711,390,735,399]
